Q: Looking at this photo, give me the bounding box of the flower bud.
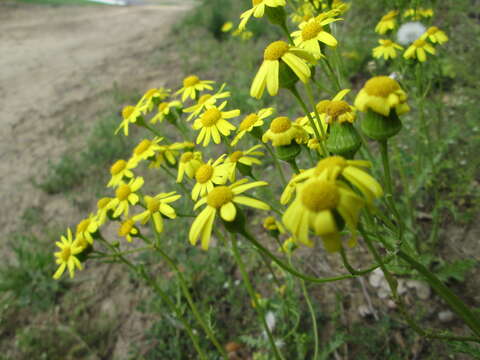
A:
[361,109,402,140]
[326,122,362,159]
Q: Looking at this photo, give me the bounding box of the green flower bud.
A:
[326,122,362,159]
[361,109,402,141]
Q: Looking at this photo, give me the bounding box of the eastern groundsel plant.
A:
[53,0,480,358]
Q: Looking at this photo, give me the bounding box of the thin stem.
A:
[231,235,285,360]
[378,139,405,248]
[97,237,208,358]
[360,227,480,342]
[340,247,375,276]
[289,86,328,156]
[241,230,379,283]
[263,143,287,186]
[304,82,329,141]
[142,231,229,359]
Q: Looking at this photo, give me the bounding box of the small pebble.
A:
[438,310,454,323]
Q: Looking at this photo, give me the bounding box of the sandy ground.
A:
[0,1,192,239]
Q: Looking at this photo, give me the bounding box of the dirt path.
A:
[0,1,192,238]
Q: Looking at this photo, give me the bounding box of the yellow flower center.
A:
[158,102,169,112]
[97,197,111,209]
[230,151,244,163]
[77,219,90,233]
[270,116,291,134]
[326,101,351,119]
[119,219,135,237]
[363,76,400,98]
[201,108,221,127]
[183,75,200,87]
[316,100,331,114]
[252,0,262,5]
[122,106,135,119]
[314,156,347,176]
[301,21,323,40]
[264,41,290,61]
[147,198,160,213]
[180,152,194,163]
[427,26,438,35]
[195,164,214,183]
[382,39,393,46]
[134,139,152,156]
[301,180,340,212]
[116,184,131,201]
[239,113,259,131]
[60,247,71,262]
[413,39,426,48]
[110,159,127,175]
[207,186,234,209]
[198,94,212,104]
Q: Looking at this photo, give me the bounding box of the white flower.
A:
[396,21,426,45]
[265,311,276,332]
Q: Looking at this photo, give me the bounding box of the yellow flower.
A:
[150,100,182,124]
[224,144,264,181]
[291,16,340,59]
[282,174,364,251]
[191,156,229,201]
[177,151,203,183]
[133,192,181,233]
[175,75,214,102]
[297,156,383,203]
[107,159,136,188]
[262,116,308,146]
[75,214,99,245]
[251,41,316,99]
[324,99,356,124]
[222,21,234,32]
[375,10,398,35]
[280,171,305,205]
[118,218,138,243]
[354,76,409,117]
[193,102,239,146]
[115,105,143,136]
[420,26,448,44]
[403,39,436,62]
[231,108,274,146]
[189,180,270,250]
[372,39,404,60]
[95,197,115,226]
[403,8,434,20]
[263,216,286,232]
[111,177,144,218]
[183,84,230,121]
[149,142,195,169]
[137,88,169,113]
[295,115,327,140]
[53,228,83,279]
[239,0,286,30]
[130,137,164,166]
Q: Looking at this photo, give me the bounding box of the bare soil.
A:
[0,1,191,239]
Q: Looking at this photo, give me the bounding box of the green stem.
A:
[289,86,328,157]
[360,228,480,341]
[231,235,285,360]
[378,139,405,248]
[340,247,375,276]
[304,82,329,141]
[97,237,208,358]
[241,230,379,283]
[263,143,287,186]
[142,232,229,359]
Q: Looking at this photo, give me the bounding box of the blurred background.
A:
[0,0,479,359]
